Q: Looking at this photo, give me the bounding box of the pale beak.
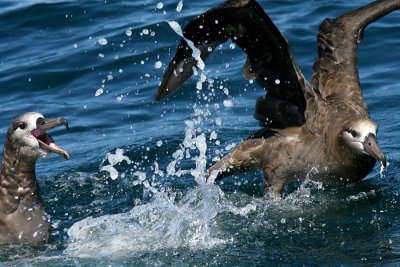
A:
[31,117,70,159]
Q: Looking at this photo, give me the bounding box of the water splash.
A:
[99,148,132,180]
[380,160,389,178]
[65,82,258,257]
[66,157,256,257]
[64,184,229,257]
[167,20,205,70]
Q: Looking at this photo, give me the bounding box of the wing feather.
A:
[156,0,314,129]
[312,0,400,115]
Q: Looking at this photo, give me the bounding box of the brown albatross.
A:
[155,0,398,196]
[0,112,69,244]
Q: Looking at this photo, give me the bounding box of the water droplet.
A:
[154,61,162,69]
[95,88,104,96]
[196,81,202,90]
[223,100,233,107]
[98,37,108,45]
[176,0,183,12]
[209,131,217,140]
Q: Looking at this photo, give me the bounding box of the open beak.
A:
[31,117,70,160]
[362,133,386,167]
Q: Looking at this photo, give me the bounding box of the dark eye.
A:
[17,122,26,130]
[348,129,357,138]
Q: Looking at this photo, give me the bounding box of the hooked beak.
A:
[362,133,386,167]
[32,117,70,159]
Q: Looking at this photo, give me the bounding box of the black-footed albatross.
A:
[155,0,399,196]
[0,112,69,244]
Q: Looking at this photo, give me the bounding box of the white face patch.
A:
[353,120,377,141]
[9,112,50,158]
[342,119,378,154]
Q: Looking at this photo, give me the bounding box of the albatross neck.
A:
[0,140,40,198]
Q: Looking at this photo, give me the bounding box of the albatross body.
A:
[0,112,69,244]
[156,0,399,196]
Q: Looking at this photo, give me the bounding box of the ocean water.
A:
[0,0,400,265]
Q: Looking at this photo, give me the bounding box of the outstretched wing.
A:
[156,0,314,130]
[312,0,400,115]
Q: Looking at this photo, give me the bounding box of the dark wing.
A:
[312,0,400,115]
[156,0,314,130]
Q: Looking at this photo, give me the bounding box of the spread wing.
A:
[156,0,314,130]
[312,0,400,116]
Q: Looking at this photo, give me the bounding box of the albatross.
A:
[156,0,398,196]
[0,112,69,244]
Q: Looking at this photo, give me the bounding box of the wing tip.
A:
[155,87,168,101]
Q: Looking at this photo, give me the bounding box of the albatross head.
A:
[6,112,70,160]
[341,119,386,167]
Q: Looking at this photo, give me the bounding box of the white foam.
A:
[66,101,267,258]
[346,190,376,201]
[65,185,231,257]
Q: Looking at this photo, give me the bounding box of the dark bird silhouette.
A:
[0,112,69,244]
[156,0,398,196]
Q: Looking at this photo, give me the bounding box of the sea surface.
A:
[1,0,400,265]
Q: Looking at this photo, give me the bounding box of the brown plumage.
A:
[156,0,398,196]
[0,112,69,244]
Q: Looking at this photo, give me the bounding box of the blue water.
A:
[0,0,400,265]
